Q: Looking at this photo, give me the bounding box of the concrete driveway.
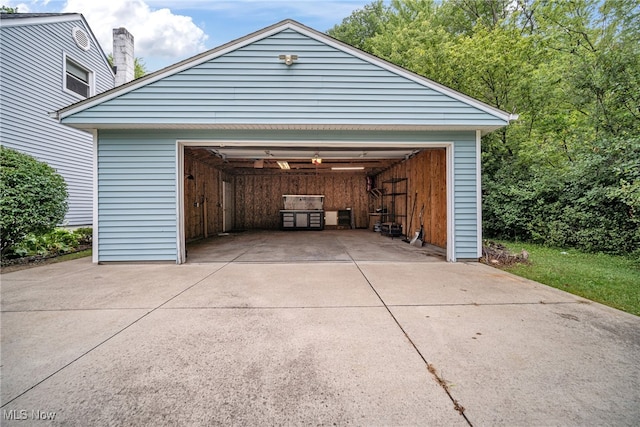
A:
[1,231,638,426]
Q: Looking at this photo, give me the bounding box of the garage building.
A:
[54,20,516,263]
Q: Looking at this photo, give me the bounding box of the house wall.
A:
[0,17,114,225]
[97,132,177,261]
[454,139,481,259]
[96,129,480,263]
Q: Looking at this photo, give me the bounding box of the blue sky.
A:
[8,0,374,71]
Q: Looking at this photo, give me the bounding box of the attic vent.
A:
[72,27,91,51]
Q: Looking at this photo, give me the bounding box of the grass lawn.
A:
[497,242,640,316]
[4,244,637,316]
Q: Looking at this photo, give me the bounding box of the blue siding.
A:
[98,132,177,261]
[453,139,479,259]
[96,129,481,263]
[64,29,506,128]
[0,16,114,225]
[61,21,509,262]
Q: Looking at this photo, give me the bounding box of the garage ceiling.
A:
[187,146,421,174]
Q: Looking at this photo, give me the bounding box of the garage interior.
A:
[183,145,447,260]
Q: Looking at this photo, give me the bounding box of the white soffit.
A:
[62,123,507,134]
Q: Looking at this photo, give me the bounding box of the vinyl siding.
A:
[454,140,480,259]
[0,18,114,225]
[64,29,506,127]
[98,132,177,261]
[96,129,479,262]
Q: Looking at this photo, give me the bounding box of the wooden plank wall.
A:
[234,173,369,229]
[185,149,445,247]
[376,149,447,248]
[184,152,231,241]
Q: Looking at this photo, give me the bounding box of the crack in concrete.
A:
[339,244,473,426]
[428,364,467,420]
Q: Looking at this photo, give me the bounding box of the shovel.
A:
[403,192,418,243]
[410,204,424,247]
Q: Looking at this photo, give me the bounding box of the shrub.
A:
[11,228,79,257]
[483,136,640,255]
[73,227,93,245]
[0,147,68,256]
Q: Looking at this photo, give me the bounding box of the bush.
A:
[7,227,92,259]
[0,147,68,256]
[73,227,93,245]
[11,228,81,257]
[483,136,640,255]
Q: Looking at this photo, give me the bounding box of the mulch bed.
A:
[0,245,92,273]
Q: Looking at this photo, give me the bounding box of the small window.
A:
[65,57,92,98]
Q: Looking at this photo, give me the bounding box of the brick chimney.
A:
[113,27,134,86]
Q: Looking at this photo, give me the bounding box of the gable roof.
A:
[55,19,516,132]
[1,12,114,79]
[0,12,77,20]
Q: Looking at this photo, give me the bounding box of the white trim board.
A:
[476,130,483,258]
[177,142,186,264]
[92,130,99,264]
[446,143,455,262]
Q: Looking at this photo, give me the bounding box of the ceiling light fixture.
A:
[277,161,290,170]
[331,166,365,171]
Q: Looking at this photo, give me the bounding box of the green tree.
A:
[327,0,390,51]
[368,0,453,81]
[0,147,68,256]
[107,54,148,79]
[535,0,640,138]
[133,57,147,79]
[0,5,18,13]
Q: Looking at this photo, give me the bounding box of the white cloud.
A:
[4,1,33,12]
[61,0,208,60]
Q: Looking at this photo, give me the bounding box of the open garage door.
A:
[178,141,452,263]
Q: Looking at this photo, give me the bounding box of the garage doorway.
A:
[178,141,452,263]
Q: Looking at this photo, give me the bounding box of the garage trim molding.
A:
[176,139,456,263]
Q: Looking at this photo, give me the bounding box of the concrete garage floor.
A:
[185,229,446,263]
[1,230,638,426]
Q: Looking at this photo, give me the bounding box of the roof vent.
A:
[72,27,91,51]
